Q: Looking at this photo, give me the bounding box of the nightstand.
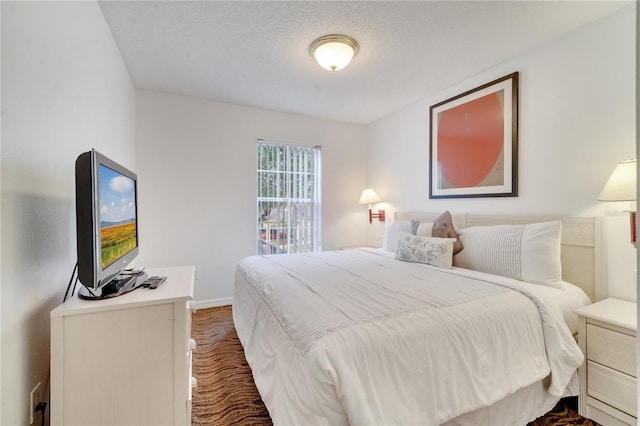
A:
[576,298,637,426]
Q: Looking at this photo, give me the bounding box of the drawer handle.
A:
[187,301,197,313]
[189,338,197,352]
[191,377,198,390]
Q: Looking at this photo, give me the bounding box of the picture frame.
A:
[429,72,518,199]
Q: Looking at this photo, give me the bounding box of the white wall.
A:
[367,6,636,301]
[1,2,135,423]
[636,0,639,411]
[1,2,4,416]
[135,91,368,305]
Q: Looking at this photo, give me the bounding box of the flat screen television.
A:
[75,149,142,300]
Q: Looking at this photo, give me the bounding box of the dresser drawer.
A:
[587,323,636,377]
[588,361,637,417]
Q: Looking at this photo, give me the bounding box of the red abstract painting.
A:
[429,73,518,198]
[437,92,504,188]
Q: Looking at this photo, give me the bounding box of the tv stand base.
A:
[77,273,146,300]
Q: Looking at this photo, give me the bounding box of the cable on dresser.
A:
[63,263,78,303]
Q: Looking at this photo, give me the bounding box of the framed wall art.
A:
[429,72,518,199]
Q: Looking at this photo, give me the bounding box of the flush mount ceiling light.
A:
[309,34,359,71]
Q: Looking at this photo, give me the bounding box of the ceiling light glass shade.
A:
[359,188,381,204]
[599,159,637,201]
[309,34,359,71]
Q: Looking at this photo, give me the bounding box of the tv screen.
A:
[98,164,137,270]
[75,150,140,300]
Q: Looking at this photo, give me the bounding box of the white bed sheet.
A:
[443,372,579,425]
[522,280,591,335]
[233,248,588,425]
[374,248,590,334]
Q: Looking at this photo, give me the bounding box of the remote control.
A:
[149,276,167,289]
[141,276,167,289]
[140,276,154,288]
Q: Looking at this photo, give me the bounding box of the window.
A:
[257,141,322,254]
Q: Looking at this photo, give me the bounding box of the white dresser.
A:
[50,266,196,425]
[576,298,637,426]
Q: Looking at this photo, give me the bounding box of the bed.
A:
[233,212,603,425]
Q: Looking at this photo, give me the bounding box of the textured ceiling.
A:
[99,1,631,124]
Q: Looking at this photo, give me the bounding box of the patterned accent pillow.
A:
[431,211,463,255]
[395,233,457,269]
[453,221,563,288]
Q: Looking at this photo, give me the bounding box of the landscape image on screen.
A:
[99,164,137,269]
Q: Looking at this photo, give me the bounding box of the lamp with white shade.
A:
[599,159,637,246]
[359,188,385,224]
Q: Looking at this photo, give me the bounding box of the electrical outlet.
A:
[29,382,42,425]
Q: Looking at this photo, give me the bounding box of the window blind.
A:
[257,141,322,254]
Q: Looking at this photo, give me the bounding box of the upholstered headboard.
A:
[394,212,605,302]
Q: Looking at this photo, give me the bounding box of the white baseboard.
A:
[194,297,232,309]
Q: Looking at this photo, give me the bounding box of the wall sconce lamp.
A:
[599,159,637,246]
[359,188,385,224]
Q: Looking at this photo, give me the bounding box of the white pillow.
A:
[395,233,456,269]
[453,221,563,288]
[415,222,433,237]
[383,220,413,252]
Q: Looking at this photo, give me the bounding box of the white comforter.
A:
[233,248,584,425]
